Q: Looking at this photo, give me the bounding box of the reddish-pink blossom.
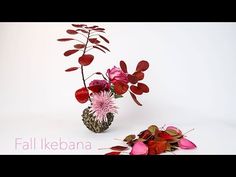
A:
[107,66,128,84]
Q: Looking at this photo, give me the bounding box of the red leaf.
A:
[74,44,85,49]
[158,131,173,140]
[155,141,167,154]
[120,60,128,73]
[105,151,121,155]
[114,81,129,95]
[136,60,149,72]
[89,38,100,44]
[137,83,149,93]
[93,46,106,53]
[95,28,105,31]
[66,29,78,34]
[96,44,110,52]
[129,92,142,106]
[57,38,75,42]
[133,71,144,81]
[80,29,89,33]
[72,24,87,28]
[130,85,143,95]
[79,54,94,66]
[138,130,152,139]
[85,25,99,29]
[127,74,138,84]
[75,87,89,103]
[65,67,79,72]
[64,50,79,56]
[111,146,128,151]
[99,35,109,43]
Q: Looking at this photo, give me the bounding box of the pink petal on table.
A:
[130,141,148,155]
[178,138,197,149]
[166,126,182,135]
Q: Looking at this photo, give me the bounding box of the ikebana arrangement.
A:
[102,124,197,155]
[58,24,150,133]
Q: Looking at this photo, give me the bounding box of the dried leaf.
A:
[129,91,142,106]
[105,151,121,155]
[93,46,106,53]
[155,140,167,154]
[148,125,159,135]
[96,44,110,52]
[78,54,94,66]
[72,24,87,28]
[64,49,79,57]
[74,44,85,49]
[136,60,149,72]
[114,81,129,95]
[65,67,79,72]
[66,29,78,34]
[120,60,128,73]
[75,87,89,103]
[95,28,105,31]
[138,130,152,139]
[58,38,75,42]
[166,126,182,135]
[127,74,138,84]
[111,146,128,151]
[89,38,100,44]
[158,131,174,140]
[133,71,144,81]
[130,85,143,95]
[99,35,109,43]
[137,83,149,93]
[165,129,179,136]
[123,134,136,143]
[80,29,89,33]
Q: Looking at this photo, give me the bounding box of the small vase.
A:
[81,107,114,133]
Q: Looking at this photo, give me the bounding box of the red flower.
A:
[107,66,128,84]
[88,79,110,93]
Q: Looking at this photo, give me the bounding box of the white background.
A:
[0,23,236,154]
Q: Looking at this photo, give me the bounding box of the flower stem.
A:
[81,30,91,102]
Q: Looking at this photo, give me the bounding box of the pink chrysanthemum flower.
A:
[91,91,118,122]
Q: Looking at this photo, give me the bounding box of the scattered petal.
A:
[178,138,197,149]
[111,146,128,151]
[130,141,148,155]
[105,151,121,155]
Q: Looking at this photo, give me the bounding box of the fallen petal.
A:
[130,141,148,155]
[178,138,197,149]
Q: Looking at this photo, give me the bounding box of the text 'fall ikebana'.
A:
[58,24,150,133]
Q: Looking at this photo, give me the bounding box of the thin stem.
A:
[86,48,94,53]
[85,72,108,81]
[77,33,88,38]
[183,128,195,136]
[81,30,91,102]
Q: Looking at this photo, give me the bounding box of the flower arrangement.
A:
[58,24,149,133]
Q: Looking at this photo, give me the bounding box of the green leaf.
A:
[148,125,159,135]
[114,94,123,98]
[165,129,179,136]
[123,134,136,143]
